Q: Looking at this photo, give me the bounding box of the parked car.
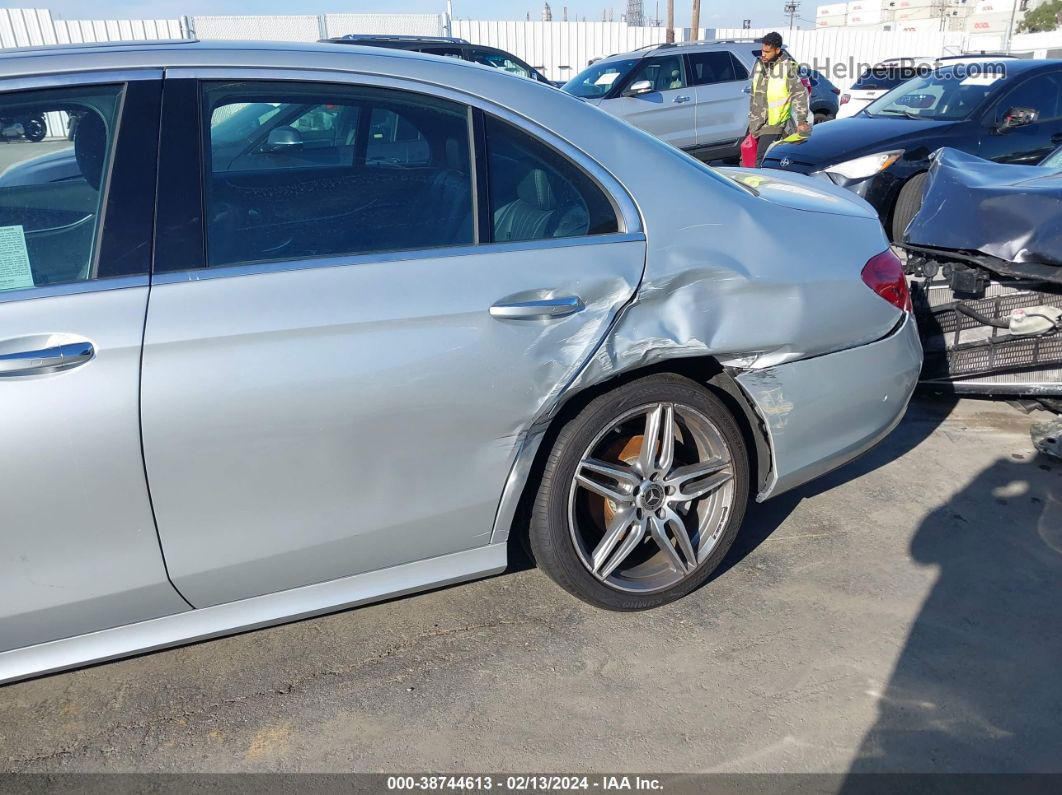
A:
[901,145,1062,401]
[0,39,920,685]
[802,66,840,123]
[563,40,764,160]
[325,34,554,85]
[763,58,1062,240]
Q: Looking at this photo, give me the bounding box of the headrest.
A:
[74,111,107,191]
[517,169,556,211]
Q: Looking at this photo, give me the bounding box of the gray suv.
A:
[564,40,820,160]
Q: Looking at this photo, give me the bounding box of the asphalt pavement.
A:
[0,396,1059,773]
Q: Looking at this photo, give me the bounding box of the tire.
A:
[891,172,927,242]
[814,111,831,124]
[529,374,750,611]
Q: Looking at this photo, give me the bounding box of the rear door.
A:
[979,70,1062,165]
[0,73,188,652]
[685,51,750,151]
[604,55,696,149]
[140,74,645,607]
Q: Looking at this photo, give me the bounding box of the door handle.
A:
[742,86,752,94]
[0,340,94,377]
[673,95,692,104]
[490,295,584,320]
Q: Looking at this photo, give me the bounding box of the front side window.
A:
[992,72,1062,122]
[0,84,121,293]
[202,81,473,268]
[687,51,746,85]
[563,58,640,99]
[484,115,618,243]
[628,55,687,93]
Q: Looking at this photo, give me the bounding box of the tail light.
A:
[831,87,841,95]
[801,76,812,94]
[861,250,912,312]
[840,93,850,105]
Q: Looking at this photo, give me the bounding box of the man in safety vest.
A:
[747,32,810,167]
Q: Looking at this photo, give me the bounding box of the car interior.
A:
[0,95,115,288]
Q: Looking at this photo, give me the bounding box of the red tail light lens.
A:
[832,87,841,95]
[840,93,850,104]
[801,77,812,94]
[861,249,912,312]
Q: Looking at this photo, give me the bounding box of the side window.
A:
[0,84,121,292]
[471,49,533,79]
[628,55,686,92]
[484,115,619,243]
[202,81,473,268]
[686,51,744,86]
[366,107,430,166]
[994,73,1062,122]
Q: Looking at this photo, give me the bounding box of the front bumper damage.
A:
[736,313,922,499]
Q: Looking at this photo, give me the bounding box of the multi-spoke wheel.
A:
[530,374,749,610]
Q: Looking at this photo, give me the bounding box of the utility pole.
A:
[784,0,799,30]
[666,0,674,42]
[691,0,701,40]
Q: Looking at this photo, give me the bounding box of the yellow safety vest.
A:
[766,64,792,127]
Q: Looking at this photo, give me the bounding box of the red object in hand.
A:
[740,134,758,168]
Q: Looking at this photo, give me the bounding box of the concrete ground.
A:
[0,396,1059,773]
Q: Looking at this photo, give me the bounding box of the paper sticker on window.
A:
[594,72,621,86]
[961,74,1003,86]
[0,225,34,292]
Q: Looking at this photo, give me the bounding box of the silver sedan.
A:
[0,40,921,684]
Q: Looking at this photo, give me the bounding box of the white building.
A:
[815,0,1044,36]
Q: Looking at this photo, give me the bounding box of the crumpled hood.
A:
[905,147,1062,266]
[717,166,879,220]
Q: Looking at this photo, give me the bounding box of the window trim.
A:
[156,68,640,278]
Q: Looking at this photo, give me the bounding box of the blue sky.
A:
[9,1,800,30]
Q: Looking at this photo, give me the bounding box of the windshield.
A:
[864,68,1004,121]
[563,58,639,99]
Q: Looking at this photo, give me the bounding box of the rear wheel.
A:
[891,172,927,242]
[530,374,749,611]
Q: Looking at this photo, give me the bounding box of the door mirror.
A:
[998,107,1038,132]
[262,126,304,153]
[626,80,654,96]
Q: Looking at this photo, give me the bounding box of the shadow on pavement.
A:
[842,452,1062,773]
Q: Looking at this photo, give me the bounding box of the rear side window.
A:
[0,84,121,293]
[687,51,747,85]
[484,115,618,243]
[201,81,473,268]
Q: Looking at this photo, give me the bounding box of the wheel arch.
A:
[492,356,774,555]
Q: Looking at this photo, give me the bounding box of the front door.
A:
[606,55,696,150]
[140,77,645,608]
[980,70,1062,164]
[0,76,189,652]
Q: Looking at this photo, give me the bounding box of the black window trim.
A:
[152,74,639,278]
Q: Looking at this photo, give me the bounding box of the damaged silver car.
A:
[0,40,921,684]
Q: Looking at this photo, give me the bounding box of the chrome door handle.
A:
[742,86,752,94]
[490,295,584,320]
[0,340,94,377]
[673,95,692,104]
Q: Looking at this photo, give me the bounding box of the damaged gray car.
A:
[902,146,1062,404]
[0,40,921,685]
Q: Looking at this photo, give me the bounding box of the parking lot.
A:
[1,396,1058,773]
